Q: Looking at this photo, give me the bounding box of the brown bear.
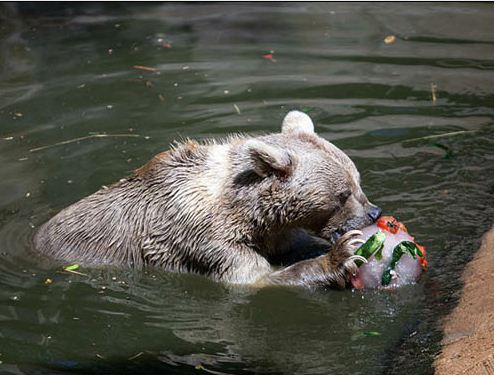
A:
[34,111,381,288]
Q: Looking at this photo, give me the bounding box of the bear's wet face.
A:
[231,112,380,245]
[289,145,379,242]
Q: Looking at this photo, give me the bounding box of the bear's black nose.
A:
[367,206,382,222]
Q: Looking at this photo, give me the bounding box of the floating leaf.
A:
[432,142,453,159]
[363,331,382,337]
[384,35,396,44]
[262,53,276,62]
[351,330,383,340]
[64,264,80,271]
[301,107,315,113]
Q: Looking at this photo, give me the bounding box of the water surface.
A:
[1,3,494,374]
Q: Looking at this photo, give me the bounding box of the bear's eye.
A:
[337,190,351,205]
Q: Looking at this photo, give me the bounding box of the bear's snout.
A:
[367,206,382,223]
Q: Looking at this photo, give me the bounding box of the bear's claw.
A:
[348,254,367,264]
[339,229,363,240]
[348,238,366,247]
[326,229,366,288]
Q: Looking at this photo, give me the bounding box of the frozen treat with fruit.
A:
[351,216,428,289]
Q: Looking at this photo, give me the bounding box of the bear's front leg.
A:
[261,230,366,288]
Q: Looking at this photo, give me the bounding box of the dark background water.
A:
[0,2,493,374]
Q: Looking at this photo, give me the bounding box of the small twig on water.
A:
[133,65,159,72]
[431,82,438,104]
[402,130,478,143]
[56,269,89,277]
[30,134,141,153]
[128,352,144,361]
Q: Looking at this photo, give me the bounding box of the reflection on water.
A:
[0,3,493,374]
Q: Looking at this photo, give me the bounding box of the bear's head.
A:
[234,111,380,243]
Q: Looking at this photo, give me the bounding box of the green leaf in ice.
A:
[381,241,422,286]
[354,231,386,266]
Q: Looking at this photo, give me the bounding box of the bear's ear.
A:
[245,140,293,177]
[281,110,315,135]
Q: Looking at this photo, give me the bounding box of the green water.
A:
[1,3,493,374]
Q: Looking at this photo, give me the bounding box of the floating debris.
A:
[128,352,144,361]
[132,65,159,72]
[44,278,53,285]
[60,264,88,276]
[29,133,141,153]
[262,52,276,62]
[432,142,453,159]
[64,264,79,271]
[233,103,241,115]
[431,82,438,103]
[351,330,382,341]
[384,35,396,44]
[363,331,382,337]
[402,130,478,144]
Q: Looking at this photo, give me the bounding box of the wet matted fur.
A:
[34,111,380,288]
